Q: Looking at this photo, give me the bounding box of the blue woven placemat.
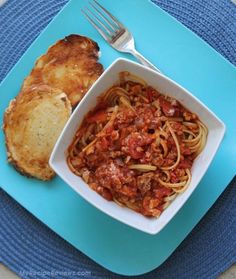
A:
[0,0,236,278]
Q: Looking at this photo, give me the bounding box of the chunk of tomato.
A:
[178,159,192,169]
[123,132,154,159]
[87,110,107,123]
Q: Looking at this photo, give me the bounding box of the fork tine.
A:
[93,0,124,29]
[89,1,117,32]
[86,6,113,36]
[81,8,110,41]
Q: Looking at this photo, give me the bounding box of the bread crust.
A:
[22,34,104,107]
[3,85,72,180]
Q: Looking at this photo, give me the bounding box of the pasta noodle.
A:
[67,72,208,217]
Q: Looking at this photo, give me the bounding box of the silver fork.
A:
[82,0,161,72]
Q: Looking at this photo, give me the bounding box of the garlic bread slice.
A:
[3,85,72,180]
[22,34,104,107]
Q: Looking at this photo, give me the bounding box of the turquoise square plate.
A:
[0,0,235,276]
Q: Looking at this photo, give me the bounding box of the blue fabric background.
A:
[0,0,236,278]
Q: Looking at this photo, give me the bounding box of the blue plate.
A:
[0,0,235,276]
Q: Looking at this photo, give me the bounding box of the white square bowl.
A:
[49,58,225,235]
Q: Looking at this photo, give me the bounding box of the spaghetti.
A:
[67,72,208,217]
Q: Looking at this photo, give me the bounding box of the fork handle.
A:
[129,49,161,73]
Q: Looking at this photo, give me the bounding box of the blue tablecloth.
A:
[0,1,236,278]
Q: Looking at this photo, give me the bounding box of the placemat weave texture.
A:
[0,0,236,278]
